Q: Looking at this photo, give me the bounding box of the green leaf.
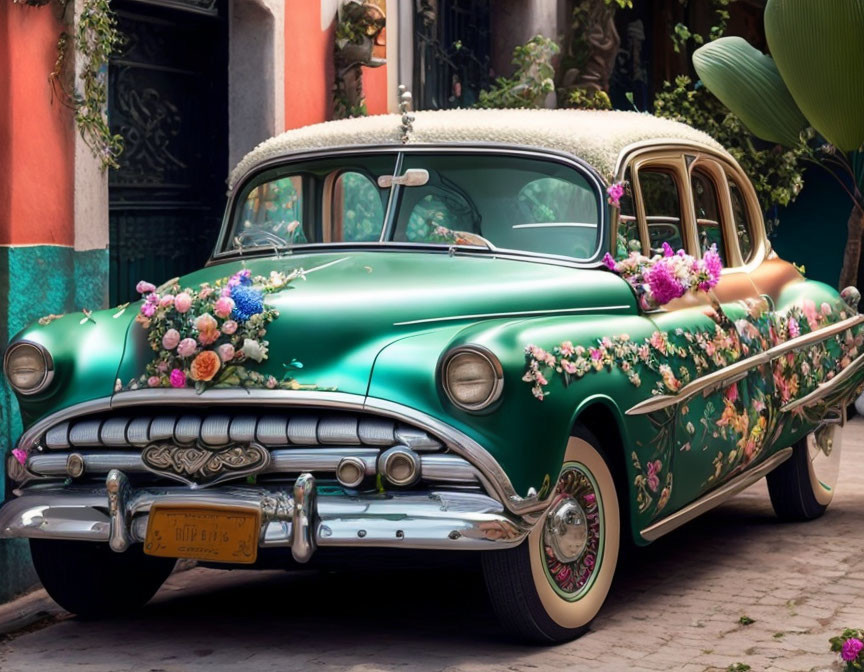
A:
[693,36,808,146]
[765,0,864,151]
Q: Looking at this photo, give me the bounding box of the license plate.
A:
[144,505,260,564]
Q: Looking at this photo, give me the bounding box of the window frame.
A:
[687,157,735,266]
[613,144,767,273]
[630,153,694,256]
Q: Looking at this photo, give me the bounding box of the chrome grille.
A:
[22,410,480,488]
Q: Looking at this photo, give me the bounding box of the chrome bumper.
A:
[0,470,529,562]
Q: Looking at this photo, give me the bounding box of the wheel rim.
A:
[540,462,604,601]
[808,422,842,507]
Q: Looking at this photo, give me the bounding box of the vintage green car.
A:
[3,108,863,643]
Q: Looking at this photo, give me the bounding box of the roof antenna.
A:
[398,85,414,144]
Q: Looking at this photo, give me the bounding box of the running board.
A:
[639,447,793,542]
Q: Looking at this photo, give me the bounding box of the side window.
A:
[237,176,306,244]
[691,170,727,264]
[728,177,754,262]
[332,171,385,242]
[638,169,684,253]
[615,168,640,259]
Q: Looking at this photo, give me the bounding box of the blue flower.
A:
[232,284,264,322]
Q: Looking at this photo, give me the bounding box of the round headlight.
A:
[3,342,53,395]
[441,346,503,411]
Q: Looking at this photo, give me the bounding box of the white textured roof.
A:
[228,108,726,189]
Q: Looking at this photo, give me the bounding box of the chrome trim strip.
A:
[627,315,864,416]
[394,305,632,327]
[639,447,793,541]
[16,390,532,512]
[781,350,864,413]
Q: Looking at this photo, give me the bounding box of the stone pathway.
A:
[3,421,864,671]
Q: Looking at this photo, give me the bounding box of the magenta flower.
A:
[606,182,625,208]
[140,302,156,318]
[11,448,27,466]
[661,241,674,257]
[169,369,187,388]
[787,317,800,339]
[645,260,685,305]
[136,281,156,294]
[842,638,864,662]
[602,252,617,270]
[702,243,722,287]
[646,460,661,492]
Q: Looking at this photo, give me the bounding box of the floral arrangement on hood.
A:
[123,268,308,393]
[603,242,722,310]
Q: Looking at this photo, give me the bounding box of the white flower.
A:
[241,338,269,363]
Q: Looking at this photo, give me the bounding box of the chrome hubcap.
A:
[545,499,588,563]
[541,463,603,600]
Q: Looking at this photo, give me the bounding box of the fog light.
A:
[335,456,366,488]
[66,453,85,479]
[378,446,420,487]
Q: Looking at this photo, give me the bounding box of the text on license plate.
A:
[144,505,260,564]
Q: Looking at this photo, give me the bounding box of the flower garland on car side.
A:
[122,269,311,393]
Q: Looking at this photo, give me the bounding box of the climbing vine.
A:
[12,0,123,171]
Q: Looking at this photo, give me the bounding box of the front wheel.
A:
[766,418,843,521]
[30,540,176,618]
[482,428,620,644]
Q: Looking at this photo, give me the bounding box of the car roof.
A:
[228,108,727,191]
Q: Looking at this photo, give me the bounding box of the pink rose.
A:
[174,292,192,313]
[162,328,181,350]
[217,343,235,362]
[221,320,238,335]
[136,281,156,294]
[214,296,235,319]
[169,368,187,388]
[177,338,197,357]
[266,375,278,389]
[159,294,175,307]
[147,376,161,388]
[11,448,27,465]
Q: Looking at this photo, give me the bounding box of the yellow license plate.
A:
[144,505,260,564]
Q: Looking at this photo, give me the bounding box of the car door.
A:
[627,149,774,510]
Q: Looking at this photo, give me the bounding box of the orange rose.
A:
[189,350,221,382]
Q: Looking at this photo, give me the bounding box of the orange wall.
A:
[0,3,74,247]
[283,4,390,130]
[284,3,334,130]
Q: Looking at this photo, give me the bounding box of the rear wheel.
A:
[482,428,620,644]
[30,540,176,618]
[767,418,843,521]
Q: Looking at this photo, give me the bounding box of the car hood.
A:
[15,250,636,422]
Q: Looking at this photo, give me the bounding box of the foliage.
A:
[738,615,755,626]
[671,0,733,53]
[14,0,123,171]
[692,0,864,289]
[340,172,384,242]
[830,628,864,670]
[566,88,612,110]
[654,76,807,212]
[476,36,559,109]
[693,37,807,147]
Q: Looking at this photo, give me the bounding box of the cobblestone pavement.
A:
[3,421,864,672]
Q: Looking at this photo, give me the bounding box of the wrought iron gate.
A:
[413,0,491,110]
[108,0,228,305]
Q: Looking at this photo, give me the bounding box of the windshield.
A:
[223,152,602,260]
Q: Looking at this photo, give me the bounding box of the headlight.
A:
[441,346,503,411]
[3,341,53,395]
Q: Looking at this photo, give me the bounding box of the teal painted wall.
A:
[0,245,108,602]
[770,168,850,288]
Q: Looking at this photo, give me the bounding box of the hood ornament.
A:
[398,84,414,144]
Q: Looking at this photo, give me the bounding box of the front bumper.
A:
[0,470,530,562]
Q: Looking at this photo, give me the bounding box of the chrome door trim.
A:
[639,446,793,542]
[626,314,864,416]
[781,350,864,413]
